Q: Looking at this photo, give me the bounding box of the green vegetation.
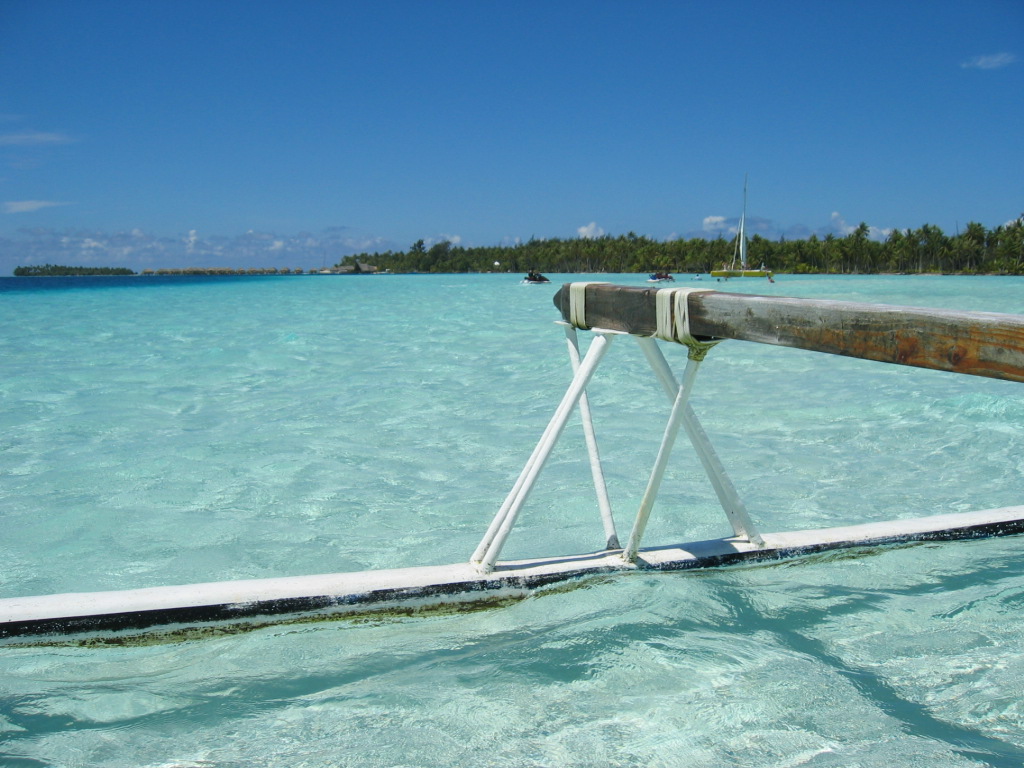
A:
[12,265,305,277]
[343,219,1024,275]
[11,219,1023,277]
[13,264,136,276]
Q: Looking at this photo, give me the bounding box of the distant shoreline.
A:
[10,265,390,277]
[10,219,1024,277]
[9,269,1024,279]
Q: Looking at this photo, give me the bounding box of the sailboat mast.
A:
[738,175,748,270]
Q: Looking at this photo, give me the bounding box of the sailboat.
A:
[710,177,773,279]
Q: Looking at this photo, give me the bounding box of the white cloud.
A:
[961,53,1018,70]
[830,211,855,236]
[577,221,604,239]
[827,212,891,240]
[687,210,892,242]
[3,200,67,214]
[0,131,74,146]
[338,235,390,251]
[702,215,727,233]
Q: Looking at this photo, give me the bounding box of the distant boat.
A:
[710,177,773,280]
[647,272,675,283]
[522,271,550,284]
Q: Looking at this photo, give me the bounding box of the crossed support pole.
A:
[471,285,763,574]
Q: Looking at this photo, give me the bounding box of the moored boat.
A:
[710,177,773,280]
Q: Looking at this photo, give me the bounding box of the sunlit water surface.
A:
[2,273,1024,766]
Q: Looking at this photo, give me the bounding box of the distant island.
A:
[10,218,1024,277]
[11,264,372,277]
[13,264,137,277]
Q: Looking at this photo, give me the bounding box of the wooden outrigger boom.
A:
[552,283,1024,382]
[4,283,1024,642]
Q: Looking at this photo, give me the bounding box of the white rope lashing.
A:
[568,282,608,330]
[655,287,723,361]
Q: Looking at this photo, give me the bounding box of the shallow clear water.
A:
[2,273,1024,766]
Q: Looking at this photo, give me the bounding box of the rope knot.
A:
[655,288,723,360]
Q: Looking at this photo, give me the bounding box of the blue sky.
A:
[1,0,1021,271]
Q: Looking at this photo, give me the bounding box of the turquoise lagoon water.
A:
[2,272,1024,767]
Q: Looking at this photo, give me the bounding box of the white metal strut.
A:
[472,323,763,574]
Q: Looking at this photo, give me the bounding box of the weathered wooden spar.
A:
[3,282,1024,642]
[552,283,1024,382]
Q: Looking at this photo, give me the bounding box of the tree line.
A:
[340,219,1024,275]
[13,264,137,276]
[12,265,312,277]
[12,219,1023,277]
